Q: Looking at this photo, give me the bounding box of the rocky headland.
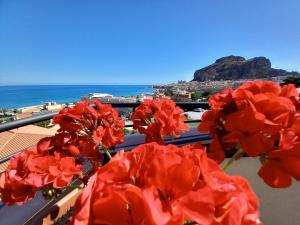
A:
[193,55,300,81]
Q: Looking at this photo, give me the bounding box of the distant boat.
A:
[81,93,137,103]
[193,108,205,112]
[81,93,114,100]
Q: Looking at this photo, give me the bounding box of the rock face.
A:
[193,55,300,81]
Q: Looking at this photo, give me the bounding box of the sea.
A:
[0,85,154,109]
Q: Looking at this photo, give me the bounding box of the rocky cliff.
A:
[193,56,300,81]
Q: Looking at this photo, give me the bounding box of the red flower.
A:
[206,166,262,225]
[258,125,300,188]
[53,101,91,132]
[70,143,261,225]
[71,177,155,225]
[37,133,80,156]
[198,80,300,188]
[198,109,219,133]
[0,147,38,205]
[0,173,36,206]
[192,149,262,225]
[38,100,125,167]
[198,89,238,162]
[71,143,215,225]
[1,100,125,205]
[53,100,124,150]
[235,80,281,96]
[206,139,226,163]
[92,100,125,149]
[208,88,236,111]
[131,99,189,144]
[26,152,82,189]
[0,147,82,205]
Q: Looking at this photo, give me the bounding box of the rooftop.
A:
[0,125,56,172]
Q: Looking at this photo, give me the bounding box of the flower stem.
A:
[65,185,83,190]
[104,148,112,160]
[222,147,244,171]
[101,144,112,160]
[184,221,197,225]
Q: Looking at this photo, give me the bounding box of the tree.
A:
[202,89,213,97]
[34,119,51,128]
[191,92,202,101]
[281,76,300,87]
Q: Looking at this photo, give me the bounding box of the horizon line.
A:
[0,83,167,86]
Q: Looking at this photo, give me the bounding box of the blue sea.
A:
[0,85,153,109]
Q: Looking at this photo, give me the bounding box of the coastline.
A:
[0,85,154,110]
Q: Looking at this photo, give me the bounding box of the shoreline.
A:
[0,85,155,110]
[0,93,155,111]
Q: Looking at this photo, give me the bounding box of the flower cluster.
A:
[54,100,125,150]
[70,143,261,225]
[198,81,300,187]
[0,146,82,205]
[0,100,125,205]
[131,99,189,144]
[2,87,300,223]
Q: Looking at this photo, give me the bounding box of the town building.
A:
[171,90,192,102]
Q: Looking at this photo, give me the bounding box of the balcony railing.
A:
[1,101,300,225]
[0,102,211,225]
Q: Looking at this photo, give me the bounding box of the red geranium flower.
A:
[53,100,124,150]
[199,80,300,188]
[71,177,155,225]
[258,121,300,188]
[26,152,82,189]
[198,89,238,162]
[1,100,126,205]
[131,99,189,144]
[0,173,36,206]
[70,143,261,225]
[0,147,38,205]
[36,132,102,170]
[204,157,262,225]
[0,147,82,205]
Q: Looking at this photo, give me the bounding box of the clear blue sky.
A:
[0,0,299,85]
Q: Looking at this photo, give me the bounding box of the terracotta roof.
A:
[0,131,13,149]
[0,161,9,174]
[0,125,56,173]
[10,125,56,135]
[0,133,49,159]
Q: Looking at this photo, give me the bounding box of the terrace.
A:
[0,102,299,225]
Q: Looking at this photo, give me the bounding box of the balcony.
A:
[0,102,299,225]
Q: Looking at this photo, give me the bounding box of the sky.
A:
[0,0,299,85]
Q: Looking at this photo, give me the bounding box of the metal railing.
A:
[0,102,209,132]
[0,102,211,225]
[0,102,209,164]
